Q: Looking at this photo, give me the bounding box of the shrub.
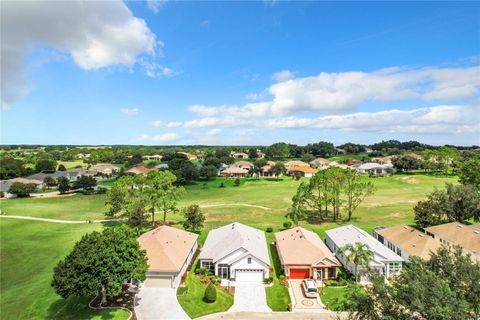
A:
[219,182,225,188]
[234,178,240,187]
[279,275,285,281]
[0,191,4,198]
[263,276,273,284]
[204,282,217,303]
[283,221,292,229]
[266,227,273,233]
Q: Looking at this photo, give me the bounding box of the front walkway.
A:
[288,280,324,311]
[229,282,271,312]
[199,311,347,319]
[134,286,189,320]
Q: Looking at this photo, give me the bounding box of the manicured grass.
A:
[177,270,234,319]
[265,243,291,311]
[58,160,87,169]
[320,286,348,310]
[0,194,108,220]
[0,219,129,320]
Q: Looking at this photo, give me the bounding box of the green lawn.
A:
[58,160,87,169]
[0,173,457,319]
[320,286,348,311]
[265,243,291,311]
[177,270,234,319]
[0,219,129,320]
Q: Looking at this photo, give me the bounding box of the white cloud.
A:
[271,70,296,82]
[152,120,163,127]
[166,121,182,128]
[146,0,167,14]
[140,133,150,140]
[206,128,221,137]
[151,120,182,128]
[141,60,180,78]
[153,133,179,142]
[121,108,139,116]
[1,0,157,109]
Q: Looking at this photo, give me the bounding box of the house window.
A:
[328,268,336,279]
[388,262,401,275]
[396,248,402,256]
[201,261,214,272]
[247,257,252,264]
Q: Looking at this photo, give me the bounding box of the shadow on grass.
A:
[269,243,283,276]
[47,296,126,320]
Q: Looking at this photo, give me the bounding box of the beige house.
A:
[138,226,198,288]
[89,164,120,175]
[127,165,154,176]
[230,152,249,159]
[287,165,317,178]
[425,222,480,261]
[284,160,310,169]
[310,158,331,169]
[143,154,163,161]
[275,227,340,281]
[220,166,249,178]
[373,225,442,261]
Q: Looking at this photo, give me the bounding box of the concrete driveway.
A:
[229,282,271,312]
[134,286,189,320]
[289,280,324,311]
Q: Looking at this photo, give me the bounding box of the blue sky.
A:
[1,1,479,146]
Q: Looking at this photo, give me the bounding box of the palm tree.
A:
[337,242,374,283]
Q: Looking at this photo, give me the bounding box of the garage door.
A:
[289,268,310,279]
[235,270,264,283]
[145,276,172,288]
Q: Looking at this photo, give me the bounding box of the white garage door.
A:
[145,276,172,288]
[235,270,264,283]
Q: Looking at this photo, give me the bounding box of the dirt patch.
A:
[199,203,271,210]
[399,176,419,184]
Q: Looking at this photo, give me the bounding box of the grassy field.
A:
[321,286,348,310]
[58,160,87,169]
[0,219,128,320]
[0,173,457,319]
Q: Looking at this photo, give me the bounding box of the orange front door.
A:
[289,268,310,279]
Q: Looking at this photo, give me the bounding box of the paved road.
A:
[0,215,122,224]
[199,311,348,319]
[134,286,189,320]
[229,282,271,313]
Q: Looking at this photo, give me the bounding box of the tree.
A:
[270,162,286,177]
[169,159,199,185]
[43,176,57,189]
[105,178,128,217]
[248,148,258,159]
[127,152,143,166]
[125,198,149,230]
[183,204,205,231]
[8,182,37,197]
[392,155,423,172]
[300,153,315,163]
[325,167,345,221]
[199,165,218,180]
[51,226,147,306]
[266,142,290,158]
[344,247,480,320]
[57,177,70,194]
[234,178,241,187]
[337,243,374,283]
[414,183,480,227]
[343,169,374,221]
[287,182,310,225]
[459,160,480,189]
[35,158,57,172]
[57,164,66,171]
[73,175,97,190]
[304,141,337,157]
[0,156,27,179]
[204,282,217,303]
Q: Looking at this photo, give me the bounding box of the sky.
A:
[1,0,479,146]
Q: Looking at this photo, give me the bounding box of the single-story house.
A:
[425,222,480,261]
[0,177,44,198]
[27,171,82,182]
[256,151,266,158]
[231,161,254,170]
[275,227,340,281]
[178,152,197,160]
[198,222,270,283]
[126,165,154,176]
[373,225,442,261]
[138,225,198,288]
[230,152,249,159]
[284,160,310,169]
[220,166,249,178]
[287,165,317,178]
[329,161,350,169]
[143,154,163,161]
[89,164,120,175]
[155,163,169,170]
[310,158,331,169]
[371,156,393,165]
[254,161,278,178]
[325,225,404,280]
[356,163,395,175]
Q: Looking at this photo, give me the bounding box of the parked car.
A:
[302,279,318,298]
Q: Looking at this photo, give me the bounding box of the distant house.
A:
[373,225,442,261]
[425,222,480,261]
[284,160,310,169]
[178,152,197,160]
[89,164,120,175]
[275,227,340,281]
[287,165,317,178]
[27,171,82,182]
[256,150,266,159]
[230,152,249,159]
[126,165,154,176]
[220,166,249,178]
[325,225,403,280]
[356,163,395,175]
[371,156,393,165]
[310,158,331,169]
[199,222,270,283]
[257,161,277,177]
[196,153,206,160]
[143,154,163,161]
[138,226,198,288]
[329,161,350,169]
[155,163,169,170]
[1,177,44,196]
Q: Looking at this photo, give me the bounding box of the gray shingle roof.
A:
[199,222,270,266]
